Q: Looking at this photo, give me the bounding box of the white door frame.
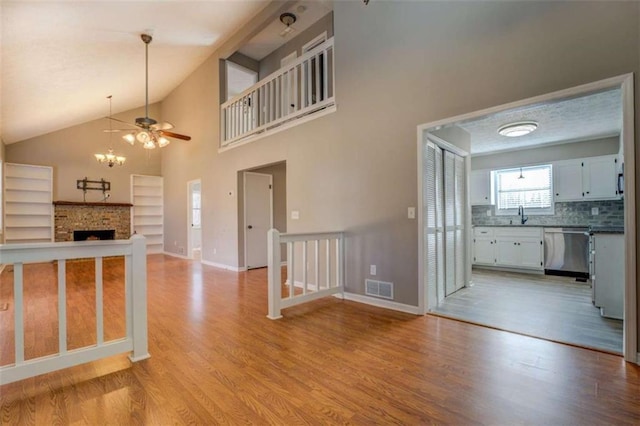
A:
[186,179,201,260]
[417,73,637,363]
[243,171,273,269]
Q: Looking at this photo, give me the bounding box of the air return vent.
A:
[365,279,394,300]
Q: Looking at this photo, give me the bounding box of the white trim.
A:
[163,251,191,260]
[302,31,328,53]
[286,279,319,292]
[200,259,247,272]
[280,51,298,68]
[417,73,637,363]
[335,292,422,315]
[217,104,337,153]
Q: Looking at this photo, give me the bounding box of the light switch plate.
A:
[408,207,416,219]
[370,265,377,275]
[291,210,300,220]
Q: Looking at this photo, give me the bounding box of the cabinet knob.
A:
[586,191,590,194]
[514,242,517,245]
[556,193,559,196]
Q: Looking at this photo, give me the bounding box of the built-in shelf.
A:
[131,174,164,254]
[3,163,54,244]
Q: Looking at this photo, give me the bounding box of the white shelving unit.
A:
[3,163,54,243]
[131,174,164,254]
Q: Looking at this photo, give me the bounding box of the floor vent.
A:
[365,279,394,300]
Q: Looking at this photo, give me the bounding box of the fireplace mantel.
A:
[53,201,133,207]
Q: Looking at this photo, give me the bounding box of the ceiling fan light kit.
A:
[110,33,191,150]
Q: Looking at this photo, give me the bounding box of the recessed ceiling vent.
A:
[365,279,394,300]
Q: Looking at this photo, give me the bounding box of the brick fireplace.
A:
[53,201,132,242]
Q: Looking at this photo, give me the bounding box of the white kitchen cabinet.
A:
[473,227,495,265]
[592,233,624,320]
[553,155,619,202]
[553,161,583,201]
[495,227,543,271]
[583,155,619,200]
[472,226,543,271]
[470,170,492,205]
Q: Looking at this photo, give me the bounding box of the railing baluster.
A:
[125,253,133,339]
[315,53,321,104]
[314,239,320,290]
[326,239,331,288]
[95,257,104,346]
[323,51,329,101]
[58,259,67,354]
[301,61,307,109]
[302,241,308,294]
[14,262,24,364]
[336,238,341,287]
[294,65,299,112]
[288,241,294,298]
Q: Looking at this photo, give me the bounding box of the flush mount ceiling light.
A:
[279,12,297,37]
[497,121,538,137]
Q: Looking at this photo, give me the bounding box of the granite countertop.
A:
[472,224,624,234]
[588,226,625,234]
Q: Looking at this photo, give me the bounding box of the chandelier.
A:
[95,96,126,167]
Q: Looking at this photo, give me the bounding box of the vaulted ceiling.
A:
[1,1,269,144]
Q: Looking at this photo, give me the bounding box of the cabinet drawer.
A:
[474,227,495,237]
[494,227,542,239]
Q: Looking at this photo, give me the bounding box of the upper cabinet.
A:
[470,169,492,205]
[553,155,620,202]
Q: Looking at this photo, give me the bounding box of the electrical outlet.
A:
[592,207,599,215]
[291,210,300,220]
[486,210,492,217]
[179,247,185,254]
[213,248,217,254]
[370,265,377,275]
[408,207,416,219]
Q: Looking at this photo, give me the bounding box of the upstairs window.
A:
[494,164,553,215]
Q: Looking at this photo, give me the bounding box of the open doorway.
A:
[187,179,202,261]
[418,74,636,361]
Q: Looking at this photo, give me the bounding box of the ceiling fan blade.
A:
[151,122,174,131]
[160,130,191,141]
[107,116,138,128]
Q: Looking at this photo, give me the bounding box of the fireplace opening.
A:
[73,230,116,241]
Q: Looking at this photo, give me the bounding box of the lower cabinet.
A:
[592,233,624,319]
[473,227,543,271]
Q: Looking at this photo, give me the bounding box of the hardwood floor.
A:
[433,268,624,354]
[1,255,639,424]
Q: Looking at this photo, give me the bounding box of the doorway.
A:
[418,74,636,362]
[187,179,202,260]
[244,172,273,269]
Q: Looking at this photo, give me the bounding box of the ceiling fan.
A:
[109,34,191,149]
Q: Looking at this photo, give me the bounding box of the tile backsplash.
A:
[472,200,624,227]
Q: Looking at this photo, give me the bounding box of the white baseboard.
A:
[335,292,421,315]
[286,279,319,292]
[200,259,247,272]
[163,251,191,260]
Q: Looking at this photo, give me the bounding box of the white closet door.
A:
[443,151,457,296]
[454,154,466,292]
[434,145,445,303]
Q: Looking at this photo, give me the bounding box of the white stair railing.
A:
[0,235,149,385]
[267,229,344,319]
[221,38,335,148]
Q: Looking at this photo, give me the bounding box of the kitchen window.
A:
[494,164,554,215]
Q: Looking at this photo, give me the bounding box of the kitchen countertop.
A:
[472,224,624,234]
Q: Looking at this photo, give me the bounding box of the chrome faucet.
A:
[518,205,528,225]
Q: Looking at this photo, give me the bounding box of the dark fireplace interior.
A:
[73,230,116,241]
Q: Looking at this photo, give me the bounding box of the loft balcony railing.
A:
[221,37,335,148]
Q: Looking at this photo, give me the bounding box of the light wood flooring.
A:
[433,268,624,354]
[1,256,639,424]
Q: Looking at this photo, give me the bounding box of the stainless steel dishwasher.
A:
[543,227,590,279]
